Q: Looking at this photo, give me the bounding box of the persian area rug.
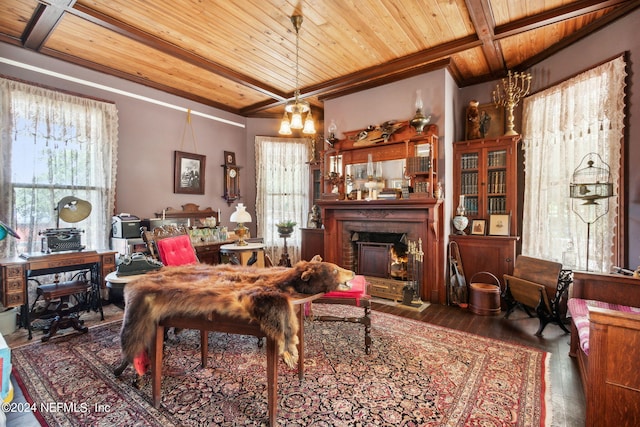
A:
[12,305,551,426]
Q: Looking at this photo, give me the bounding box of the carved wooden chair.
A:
[309,274,372,354]
[142,225,199,266]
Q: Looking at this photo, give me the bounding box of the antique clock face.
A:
[223,165,240,205]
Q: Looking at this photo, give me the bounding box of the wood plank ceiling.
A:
[0,0,637,120]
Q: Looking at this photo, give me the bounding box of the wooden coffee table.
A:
[151,292,323,427]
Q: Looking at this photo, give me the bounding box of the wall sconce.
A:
[230,203,252,246]
[410,89,431,134]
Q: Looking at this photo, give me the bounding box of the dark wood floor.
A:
[371,301,586,427]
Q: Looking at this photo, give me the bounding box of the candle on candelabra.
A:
[492,70,532,136]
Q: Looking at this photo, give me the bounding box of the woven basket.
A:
[469,272,501,316]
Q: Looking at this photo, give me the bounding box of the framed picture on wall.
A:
[471,219,486,235]
[488,214,510,236]
[174,151,206,194]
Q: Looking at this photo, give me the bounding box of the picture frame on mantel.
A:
[174,151,206,194]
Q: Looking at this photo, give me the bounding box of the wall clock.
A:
[222,165,240,205]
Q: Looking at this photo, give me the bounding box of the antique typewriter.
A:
[39,228,85,253]
[116,252,164,276]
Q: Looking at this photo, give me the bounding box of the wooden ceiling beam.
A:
[517,0,640,71]
[22,0,76,50]
[70,3,288,102]
[494,0,632,39]
[241,35,480,114]
[465,0,505,76]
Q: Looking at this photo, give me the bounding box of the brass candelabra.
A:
[492,70,532,136]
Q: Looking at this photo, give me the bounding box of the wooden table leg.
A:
[297,305,304,381]
[265,337,277,427]
[152,324,164,408]
[200,330,208,368]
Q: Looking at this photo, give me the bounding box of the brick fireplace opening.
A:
[318,200,444,304]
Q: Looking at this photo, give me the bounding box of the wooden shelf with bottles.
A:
[453,135,521,235]
[321,122,439,200]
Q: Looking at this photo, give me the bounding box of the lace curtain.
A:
[255,136,310,264]
[0,77,119,257]
[521,56,626,272]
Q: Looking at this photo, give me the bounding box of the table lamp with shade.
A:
[39,196,92,253]
[56,196,92,227]
[230,203,252,246]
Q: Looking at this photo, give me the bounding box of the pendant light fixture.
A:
[279,15,316,135]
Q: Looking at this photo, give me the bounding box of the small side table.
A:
[105,271,146,302]
[220,243,265,267]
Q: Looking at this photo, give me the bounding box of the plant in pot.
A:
[276,220,297,237]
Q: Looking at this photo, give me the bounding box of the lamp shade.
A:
[0,220,20,241]
[230,203,252,223]
[57,196,92,224]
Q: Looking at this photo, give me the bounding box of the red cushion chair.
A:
[310,275,372,354]
[155,234,199,266]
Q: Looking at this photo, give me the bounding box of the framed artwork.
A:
[174,151,206,195]
[224,151,236,165]
[471,219,486,235]
[488,214,510,236]
[477,103,505,138]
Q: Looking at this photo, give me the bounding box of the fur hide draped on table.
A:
[119,257,355,373]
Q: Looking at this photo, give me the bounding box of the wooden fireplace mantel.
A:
[317,199,445,304]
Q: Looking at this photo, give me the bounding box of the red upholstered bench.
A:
[309,275,372,354]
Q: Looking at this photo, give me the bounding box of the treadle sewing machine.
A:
[0,196,117,341]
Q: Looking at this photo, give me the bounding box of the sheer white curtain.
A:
[255,136,310,264]
[0,77,118,257]
[521,56,626,272]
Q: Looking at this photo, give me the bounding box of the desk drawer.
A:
[4,292,24,307]
[5,265,24,280]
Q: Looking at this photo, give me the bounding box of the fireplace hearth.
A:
[318,199,444,304]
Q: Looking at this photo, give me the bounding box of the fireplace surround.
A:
[318,199,444,304]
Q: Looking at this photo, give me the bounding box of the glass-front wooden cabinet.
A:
[453,135,520,235]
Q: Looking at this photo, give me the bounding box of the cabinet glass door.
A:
[460,152,479,215]
[487,149,507,214]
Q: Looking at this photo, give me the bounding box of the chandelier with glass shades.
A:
[279,15,316,135]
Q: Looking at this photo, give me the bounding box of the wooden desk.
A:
[0,250,116,339]
[152,292,322,427]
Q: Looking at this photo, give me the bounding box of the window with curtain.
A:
[521,56,626,272]
[255,136,310,264]
[0,77,119,257]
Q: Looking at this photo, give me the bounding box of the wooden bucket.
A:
[469,272,501,316]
